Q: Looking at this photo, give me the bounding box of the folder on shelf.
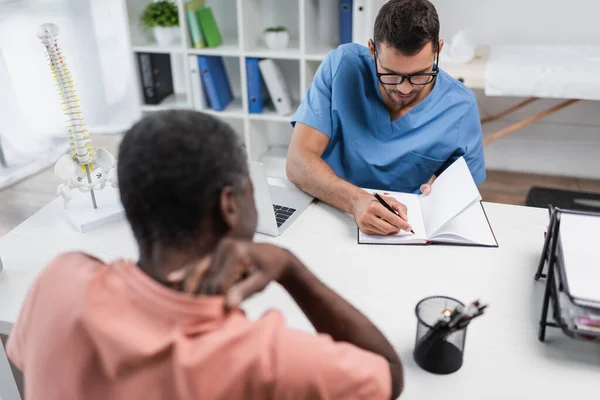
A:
[186,1,206,48]
[318,1,339,47]
[136,52,174,105]
[188,55,208,109]
[352,0,367,45]
[184,0,205,9]
[258,59,293,116]
[339,0,353,45]
[196,7,223,48]
[198,55,233,111]
[246,58,267,114]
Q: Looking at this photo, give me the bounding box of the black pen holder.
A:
[413,296,467,375]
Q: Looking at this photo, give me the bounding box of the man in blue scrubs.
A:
[287,0,485,236]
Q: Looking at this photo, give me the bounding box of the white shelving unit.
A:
[124,0,386,176]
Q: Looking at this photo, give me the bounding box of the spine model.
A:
[37,23,98,208]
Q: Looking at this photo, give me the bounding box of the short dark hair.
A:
[118,110,248,254]
[374,0,440,55]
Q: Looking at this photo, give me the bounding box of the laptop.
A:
[249,161,314,236]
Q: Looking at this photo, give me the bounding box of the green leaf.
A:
[141,1,179,28]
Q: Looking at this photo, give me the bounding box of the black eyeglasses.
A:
[374,45,439,86]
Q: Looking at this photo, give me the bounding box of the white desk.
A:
[1,198,600,399]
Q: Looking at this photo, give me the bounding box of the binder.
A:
[136,53,174,105]
[339,0,353,45]
[258,59,293,116]
[184,0,205,9]
[197,56,233,111]
[186,8,206,48]
[352,0,368,45]
[246,58,265,114]
[188,55,207,110]
[318,1,339,47]
[196,7,223,48]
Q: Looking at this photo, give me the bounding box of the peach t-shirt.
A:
[7,252,391,400]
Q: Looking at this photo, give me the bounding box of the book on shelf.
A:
[258,59,293,116]
[339,0,353,45]
[188,55,208,109]
[318,1,339,47]
[352,0,368,45]
[197,55,233,111]
[196,7,223,48]
[136,53,174,105]
[185,1,206,48]
[246,58,268,114]
[184,0,205,10]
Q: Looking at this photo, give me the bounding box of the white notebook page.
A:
[432,201,496,246]
[558,213,600,303]
[419,157,481,237]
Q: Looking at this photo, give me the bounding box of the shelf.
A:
[123,0,373,158]
[187,38,241,57]
[201,97,245,119]
[132,44,184,54]
[304,44,332,61]
[140,93,190,112]
[304,53,328,62]
[248,113,293,123]
[248,99,300,123]
[244,40,302,60]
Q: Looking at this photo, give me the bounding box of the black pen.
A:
[374,193,415,234]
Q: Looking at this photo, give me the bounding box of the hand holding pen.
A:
[353,192,413,235]
[374,193,415,234]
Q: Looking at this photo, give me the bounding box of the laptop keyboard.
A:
[273,204,297,228]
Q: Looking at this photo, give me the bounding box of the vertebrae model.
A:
[37,23,117,209]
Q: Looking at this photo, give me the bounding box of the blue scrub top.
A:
[291,43,486,194]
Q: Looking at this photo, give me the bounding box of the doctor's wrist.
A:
[350,191,372,215]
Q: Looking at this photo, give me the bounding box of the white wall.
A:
[429,0,600,179]
[0,0,141,141]
[433,0,600,47]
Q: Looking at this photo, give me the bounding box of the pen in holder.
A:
[413,296,486,375]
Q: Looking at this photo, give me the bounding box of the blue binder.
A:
[246,58,264,114]
[197,56,233,111]
[339,0,353,45]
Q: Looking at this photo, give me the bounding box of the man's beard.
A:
[385,87,424,108]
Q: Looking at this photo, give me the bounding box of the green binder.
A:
[196,7,223,48]
[184,0,204,11]
[186,8,205,48]
[185,0,206,48]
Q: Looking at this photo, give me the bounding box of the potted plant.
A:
[263,26,289,50]
[141,1,180,46]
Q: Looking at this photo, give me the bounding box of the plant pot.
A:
[263,31,289,50]
[153,27,180,46]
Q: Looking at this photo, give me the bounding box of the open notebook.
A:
[358,157,498,247]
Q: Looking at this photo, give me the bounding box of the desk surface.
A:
[0,197,599,399]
